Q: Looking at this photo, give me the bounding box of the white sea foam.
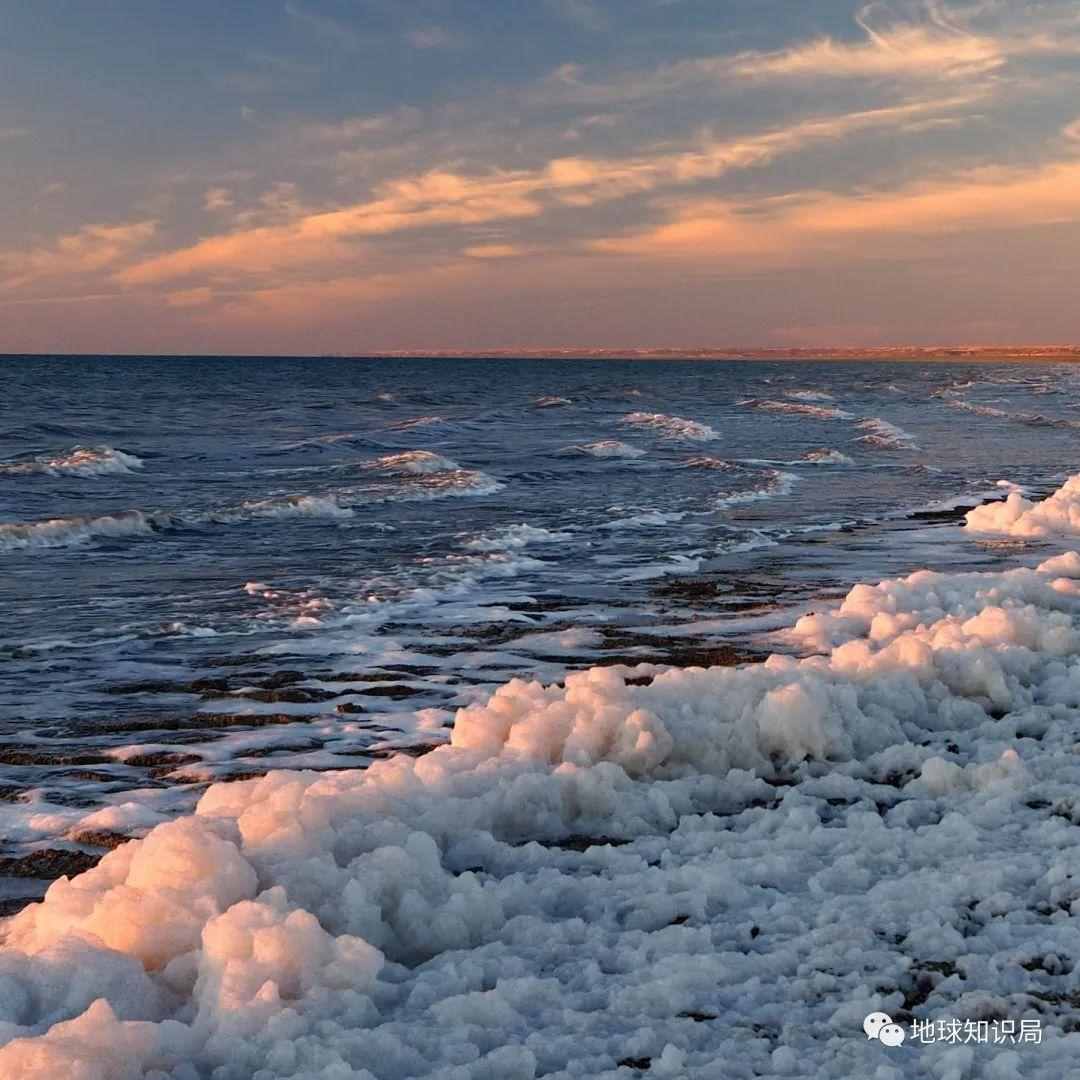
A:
[534,395,572,408]
[0,510,161,551]
[6,554,1080,1075]
[0,446,144,477]
[465,524,574,552]
[965,471,1080,538]
[622,412,719,441]
[854,417,920,450]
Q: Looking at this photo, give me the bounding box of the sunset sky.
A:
[3,0,1080,353]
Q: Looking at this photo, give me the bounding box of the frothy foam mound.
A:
[622,412,719,442]
[0,446,144,477]
[741,399,853,420]
[854,418,919,450]
[965,472,1080,538]
[0,510,161,551]
[565,440,647,459]
[5,554,1080,1075]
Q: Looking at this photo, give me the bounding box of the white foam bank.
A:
[5,548,1080,1074]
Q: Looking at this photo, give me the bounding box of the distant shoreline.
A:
[5,346,1080,362]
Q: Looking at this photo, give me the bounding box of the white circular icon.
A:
[879,1023,906,1047]
[863,1012,892,1040]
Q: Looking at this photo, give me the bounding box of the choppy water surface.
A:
[2,355,1077,904]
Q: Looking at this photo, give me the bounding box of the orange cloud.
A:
[593,158,1080,260]
[116,96,966,288]
[1,221,156,290]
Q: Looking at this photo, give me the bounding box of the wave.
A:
[0,510,164,551]
[784,389,834,402]
[236,495,355,521]
[385,416,446,431]
[801,448,854,465]
[716,469,799,508]
[739,449,855,467]
[740,398,853,420]
[370,450,461,475]
[948,399,1080,430]
[854,418,919,450]
[622,411,719,441]
[533,395,572,408]
[1,456,501,554]
[465,523,574,552]
[562,439,647,459]
[4,552,1077,1076]
[0,445,144,478]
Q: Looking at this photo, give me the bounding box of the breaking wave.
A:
[0,510,164,551]
[854,418,919,450]
[622,412,719,441]
[0,446,144,478]
[562,440,647,459]
[740,398,853,420]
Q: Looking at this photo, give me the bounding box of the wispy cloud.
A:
[592,158,1080,260]
[115,95,969,288]
[1,222,157,290]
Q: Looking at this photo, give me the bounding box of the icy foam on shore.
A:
[966,472,1080,538]
[5,554,1080,1075]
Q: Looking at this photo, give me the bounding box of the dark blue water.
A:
[2,356,1078,894]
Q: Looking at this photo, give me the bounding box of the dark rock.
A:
[0,848,101,879]
[69,829,131,850]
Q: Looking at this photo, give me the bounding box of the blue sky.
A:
[3,1,1080,352]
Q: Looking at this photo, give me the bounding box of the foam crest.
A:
[622,412,719,441]
[0,446,144,478]
[0,510,161,551]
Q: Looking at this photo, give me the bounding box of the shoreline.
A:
[6,346,1080,362]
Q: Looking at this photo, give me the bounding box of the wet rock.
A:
[69,829,131,850]
[0,848,101,880]
[230,686,341,705]
[0,748,112,767]
[352,685,424,700]
[121,751,203,778]
[335,702,367,714]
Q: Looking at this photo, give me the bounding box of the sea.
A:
[1,355,1077,910]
